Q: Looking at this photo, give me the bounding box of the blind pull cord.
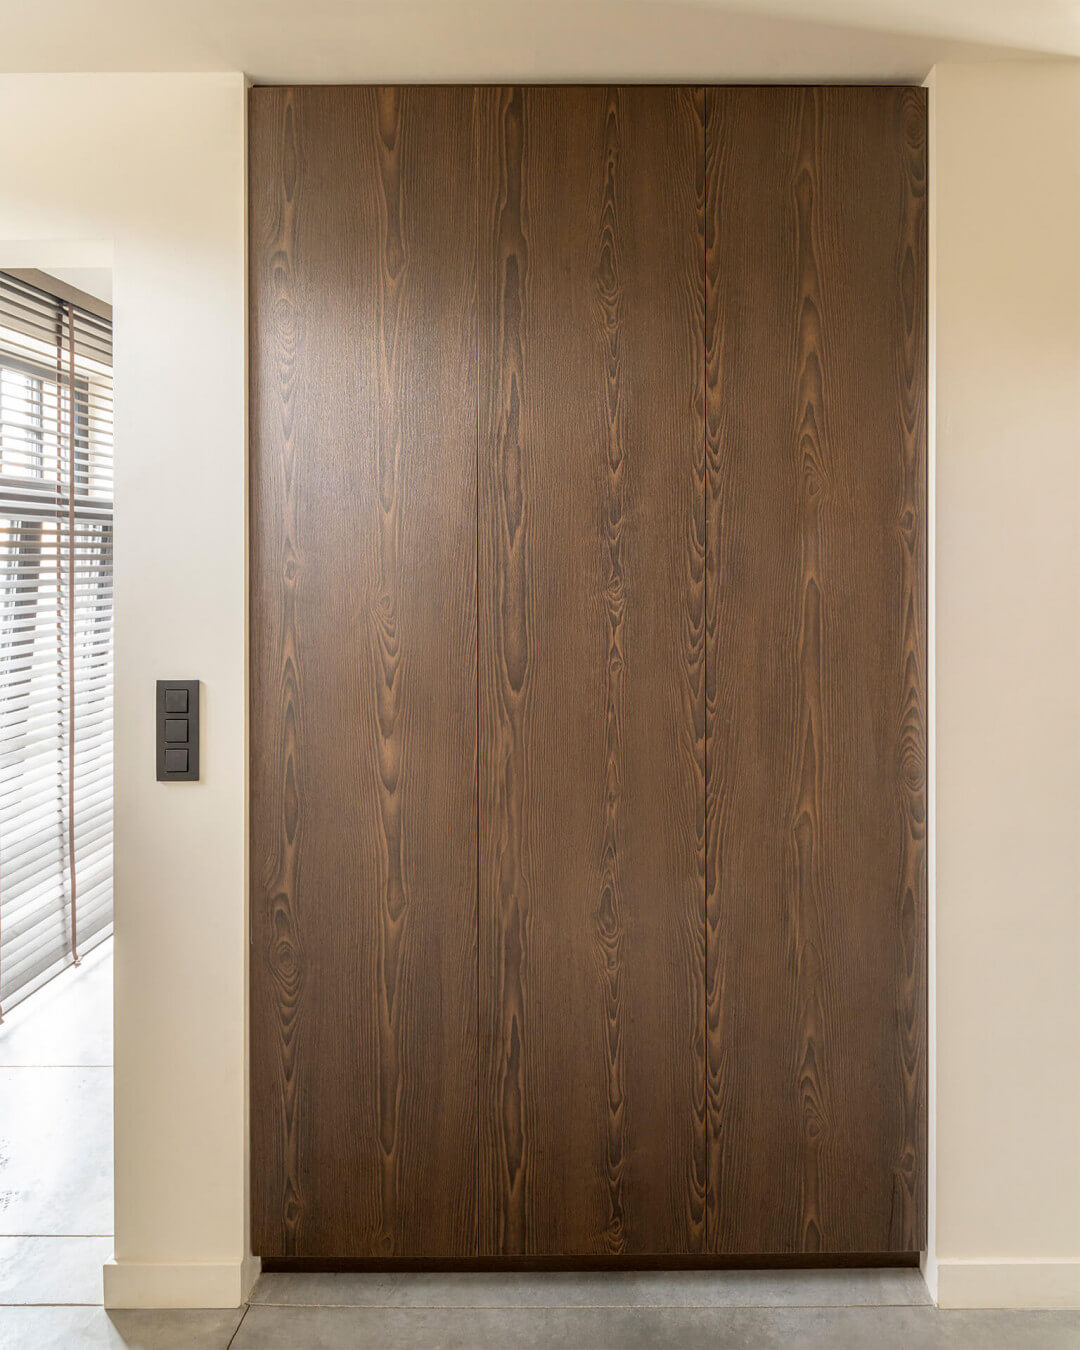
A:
[66,301,79,967]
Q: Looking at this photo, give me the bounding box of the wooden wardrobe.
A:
[249,85,927,1262]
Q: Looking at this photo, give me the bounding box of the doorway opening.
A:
[0,265,114,1307]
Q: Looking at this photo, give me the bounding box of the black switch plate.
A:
[156,680,199,781]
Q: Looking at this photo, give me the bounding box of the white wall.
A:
[0,73,250,1309]
[929,60,1080,1308]
[1,61,1077,1314]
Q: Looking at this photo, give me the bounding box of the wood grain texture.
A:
[477,86,706,1256]
[249,83,927,1263]
[704,86,927,1253]
[249,86,479,1257]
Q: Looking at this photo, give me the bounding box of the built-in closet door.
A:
[249,86,480,1257]
[477,86,706,1256]
[249,82,927,1263]
[704,86,927,1253]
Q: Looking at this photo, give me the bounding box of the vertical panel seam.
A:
[474,83,482,1261]
[700,83,708,1257]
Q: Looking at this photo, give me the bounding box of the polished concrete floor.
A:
[0,938,114,1326]
[3,1272,1080,1348]
[2,946,1079,1347]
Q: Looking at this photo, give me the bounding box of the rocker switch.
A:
[164,688,188,714]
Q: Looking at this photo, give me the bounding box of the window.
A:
[0,363,46,477]
[0,272,113,1013]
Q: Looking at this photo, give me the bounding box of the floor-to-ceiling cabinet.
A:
[249,84,926,1262]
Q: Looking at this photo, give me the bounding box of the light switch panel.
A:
[156,680,199,781]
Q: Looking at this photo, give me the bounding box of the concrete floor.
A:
[3,1275,1080,1348]
[2,944,1079,1347]
[0,937,114,1326]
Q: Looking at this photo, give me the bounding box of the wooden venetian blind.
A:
[0,271,114,1014]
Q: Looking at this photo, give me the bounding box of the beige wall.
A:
[0,60,1077,1312]
[0,73,250,1308]
[928,60,1080,1308]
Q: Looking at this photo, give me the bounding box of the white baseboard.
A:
[920,1249,939,1304]
[103,1255,261,1309]
[936,1259,1080,1309]
[101,1252,1078,1310]
[241,1252,261,1301]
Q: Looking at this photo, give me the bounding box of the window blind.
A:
[0,271,113,1014]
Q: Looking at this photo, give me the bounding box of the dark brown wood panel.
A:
[704,86,927,1253]
[249,86,479,1257]
[477,86,707,1256]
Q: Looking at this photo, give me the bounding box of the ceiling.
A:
[43,267,113,305]
[0,0,1076,83]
